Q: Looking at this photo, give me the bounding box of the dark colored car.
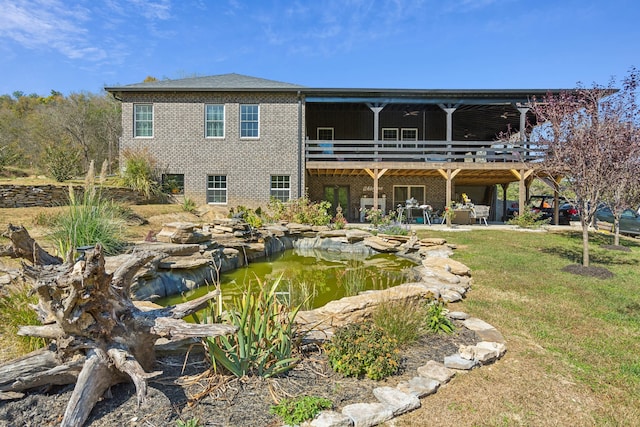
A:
[507,195,579,225]
[595,206,640,236]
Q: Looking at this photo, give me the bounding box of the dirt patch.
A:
[0,325,478,427]
[561,264,614,279]
[600,244,632,252]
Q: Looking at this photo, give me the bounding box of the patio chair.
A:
[471,205,490,225]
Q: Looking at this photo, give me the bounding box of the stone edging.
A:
[300,314,507,427]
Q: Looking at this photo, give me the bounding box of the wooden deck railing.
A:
[305,140,543,163]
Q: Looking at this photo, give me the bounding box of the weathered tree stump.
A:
[0,224,236,427]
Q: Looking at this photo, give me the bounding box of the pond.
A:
[158,247,418,311]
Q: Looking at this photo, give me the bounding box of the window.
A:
[162,174,184,194]
[393,185,425,206]
[134,104,153,137]
[317,127,334,140]
[205,104,224,138]
[240,104,259,138]
[382,128,398,141]
[270,175,290,202]
[207,175,227,204]
[401,128,418,141]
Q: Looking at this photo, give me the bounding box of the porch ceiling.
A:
[306,162,537,186]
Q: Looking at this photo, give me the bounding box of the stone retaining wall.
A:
[0,184,152,208]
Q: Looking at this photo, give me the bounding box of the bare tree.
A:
[529,68,640,266]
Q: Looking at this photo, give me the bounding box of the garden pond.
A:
[158,248,418,311]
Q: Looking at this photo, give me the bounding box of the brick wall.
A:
[119,91,303,209]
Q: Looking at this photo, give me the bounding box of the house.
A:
[106,73,556,222]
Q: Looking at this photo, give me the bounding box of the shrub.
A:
[200,277,300,378]
[229,205,264,229]
[42,142,80,182]
[372,298,428,346]
[507,205,550,228]
[0,283,46,357]
[270,395,333,425]
[425,300,455,334]
[324,321,401,380]
[181,197,197,213]
[119,148,163,199]
[267,196,331,226]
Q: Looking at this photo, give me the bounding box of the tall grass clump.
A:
[119,148,163,199]
[372,298,430,346]
[0,283,46,359]
[49,166,126,260]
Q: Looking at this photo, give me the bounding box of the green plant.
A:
[269,395,333,425]
[0,283,46,357]
[362,207,384,227]
[372,298,429,346]
[42,142,80,182]
[507,205,550,228]
[267,196,331,226]
[443,202,456,225]
[324,321,401,380]
[336,259,369,297]
[200,277,300,378]
[425,299,455,334]
[181,196,197,213]
[175,417,201,427]
[119,148,163,199]
[49,182,126,260]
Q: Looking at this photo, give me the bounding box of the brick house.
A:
[106,73,554,222]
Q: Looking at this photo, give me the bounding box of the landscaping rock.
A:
[372,387,421,415]
[444,353,479,370]
[307,410,353,427]
[416,360,455,384]
[341,402,394,427]
[396,376,440,398]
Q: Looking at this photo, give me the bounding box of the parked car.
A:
[507,195,579,225]
[595,206,640,236]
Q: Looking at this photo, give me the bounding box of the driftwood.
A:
[0,224,237,427]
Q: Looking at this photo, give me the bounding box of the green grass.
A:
[420,228,640,420]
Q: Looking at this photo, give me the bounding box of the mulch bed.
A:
[0,323,478,427]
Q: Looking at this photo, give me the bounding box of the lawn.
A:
[397,228,640,426]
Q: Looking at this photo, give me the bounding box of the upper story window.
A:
[317,127,334,140]
[134,104,153,137]
[270,175,290,202]
[401,128,418,141]
[205,104,225,138]
[382,128,398,141]
[240,104,259,138]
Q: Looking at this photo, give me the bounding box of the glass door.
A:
[324,185,350,220]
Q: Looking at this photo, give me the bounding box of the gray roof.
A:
[105,73,306,92]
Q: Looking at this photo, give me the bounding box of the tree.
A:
[529,68,640,266]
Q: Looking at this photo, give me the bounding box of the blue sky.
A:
[1,0,638,95]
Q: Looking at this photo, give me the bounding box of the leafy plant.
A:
[372,298,429,346]
[324,321,401,380]
[269,395,333,425]
[175,417,201,427]
[181,196,197,213]
[425,300,455,334]
[200,277,300,378]
[507,205,550,229]
[267,196,331,226]
[0,283,46,357]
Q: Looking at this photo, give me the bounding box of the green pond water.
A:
[158,248,418,311]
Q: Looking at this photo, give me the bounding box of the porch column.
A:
[439,104,458,160]
[365,168,388,214]
[367,103,385,160]
[438,168,461,227]
[517,105,529,160]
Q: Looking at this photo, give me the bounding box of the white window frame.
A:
[270,175,291,202]
[401,128,418,141]
[317,127,334,140]
[207,175,227,204]
[240,104,259,138]
[134,104,153,138]
[205,104,225,138]
[382,128,399,141]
